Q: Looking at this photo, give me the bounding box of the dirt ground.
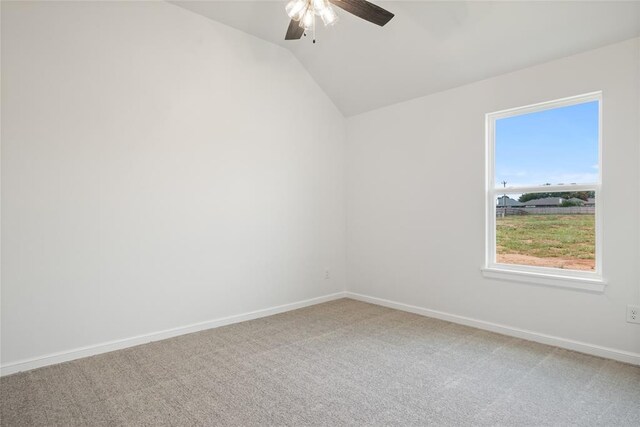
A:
[497,253,595,271]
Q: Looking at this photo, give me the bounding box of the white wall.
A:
[1,1,346,366]
[347,38,640,356]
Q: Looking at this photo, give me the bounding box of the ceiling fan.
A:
[284,0,394,43]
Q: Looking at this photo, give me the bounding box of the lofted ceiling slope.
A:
[171,1,640,116]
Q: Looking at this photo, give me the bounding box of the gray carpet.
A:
[1,298,639,426]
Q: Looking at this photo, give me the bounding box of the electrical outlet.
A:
[324,270,330,280]
[627,305,640,324]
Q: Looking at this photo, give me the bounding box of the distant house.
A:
[496,196,523,207]
[522,197,563,207]
[585,198,596,207]
[521,197,590,207]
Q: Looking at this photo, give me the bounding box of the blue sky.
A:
[495,100,599,188]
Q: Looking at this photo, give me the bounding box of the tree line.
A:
[518,191,595,203]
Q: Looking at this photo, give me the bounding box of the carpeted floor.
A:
[1,298,639,426]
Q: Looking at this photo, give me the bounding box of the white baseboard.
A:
[346,292,640,366]
[0,291,348,377]
[4,290,636,376]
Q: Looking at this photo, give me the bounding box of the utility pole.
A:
[501,181,508,218]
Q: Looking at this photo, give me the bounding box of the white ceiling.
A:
[171,1,640,116]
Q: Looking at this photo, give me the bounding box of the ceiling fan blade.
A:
[285,19,305,40]
[329,0,394,26]
[329,0,394,27]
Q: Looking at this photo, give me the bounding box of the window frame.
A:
[483,92,605,292]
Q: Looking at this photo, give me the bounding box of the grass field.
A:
[496,214,595,270]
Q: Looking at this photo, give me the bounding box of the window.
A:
[483,92,604,291]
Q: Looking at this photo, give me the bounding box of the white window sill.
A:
[481,266,606,292]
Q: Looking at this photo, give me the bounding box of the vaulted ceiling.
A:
[172,1,640,116]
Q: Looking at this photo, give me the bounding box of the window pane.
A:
[495,100,599,188]
[495,192,595,271]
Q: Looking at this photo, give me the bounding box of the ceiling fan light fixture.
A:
[312,0,328,15]
[319,5,338,26]
[286,0,307,21]
[299,7,315,30]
